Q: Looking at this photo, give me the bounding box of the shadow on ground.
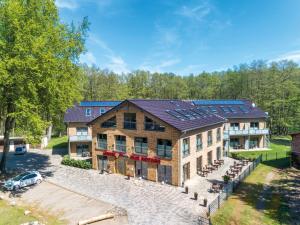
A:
[213,158,299,225]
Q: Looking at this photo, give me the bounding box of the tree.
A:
[0,0,88,172]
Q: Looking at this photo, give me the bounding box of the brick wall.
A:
[91,101,181,186]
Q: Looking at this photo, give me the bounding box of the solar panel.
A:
[165,110,186,121]
[239,105,249,113]
[192,100,245,105]
[80,101,121,107]
[220,106,231,113]
[175,109,196,120]
[228,106,238,113]
[209,106,218,113]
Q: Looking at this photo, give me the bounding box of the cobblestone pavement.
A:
[1,149,253,225]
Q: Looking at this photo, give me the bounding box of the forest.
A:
[81,60,300,135]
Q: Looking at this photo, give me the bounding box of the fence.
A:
[207,154,262,216]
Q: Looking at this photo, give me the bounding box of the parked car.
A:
[3,171,43,191]
[14,146,27,155]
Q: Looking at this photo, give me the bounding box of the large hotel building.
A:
[64,99,269,186]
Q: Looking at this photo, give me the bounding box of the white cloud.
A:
[80,52,97,66]
[140,58,181,73]
[270,50,300,63]
[108,56,129,74]
[56,0,78,10]
[176,2,211,21]
[88,34,129,73]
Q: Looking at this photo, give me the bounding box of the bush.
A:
[61,155,92,169]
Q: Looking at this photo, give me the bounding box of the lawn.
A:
[211,136,294,225]
[46,136,68,149]
[230,136,291,161]
[0,199,64,225]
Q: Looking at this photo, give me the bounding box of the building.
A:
[63,99,269,186]
[291,132,300,167]
[88,99,226,186]
[191,100,269,152]
[64,101,121,157]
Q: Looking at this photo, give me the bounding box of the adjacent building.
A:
[191,100,269,152]
[291,132,300,167]
[64,101,121,157]
[64,99,269,186]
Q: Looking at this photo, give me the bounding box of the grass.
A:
[46,136,68,149]
[230,136,291,161]
[211,136,293,225]
[0,199,64,225]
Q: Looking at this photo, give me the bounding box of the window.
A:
[230,123,239,130]
[97,134,107,150]
[99,108,106,115]
[124,113,136,129]
[85,108,92,116]
[230,138,240,149]
[196,134,203,151]
[207,131,213,146]
[217,128,221,142]
[115,135,126,152]
[134,137,148,155]
[157,139,172,158]
[76,127,88,136]
[182,138,190,157]
[250,122,259,129]
[101,116,116,128]
[144,116,165,132]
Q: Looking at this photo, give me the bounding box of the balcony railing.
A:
[224,128,269,137]
[69,135,92,142]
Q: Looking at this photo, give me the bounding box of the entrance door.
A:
[183,162,190,182]
[135,161,148,179]
[98,155,108,171]
[116,158,126,175]
[207,151,212,165]
[76,144,89,156]
[197,156,203,172]
[158,165,172,184]
[216,147,221,160]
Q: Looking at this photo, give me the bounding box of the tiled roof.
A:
[64,101,121,123]
[191,99,268,119]
[89,99,226,132]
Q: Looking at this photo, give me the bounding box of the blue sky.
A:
[56,0,300,75]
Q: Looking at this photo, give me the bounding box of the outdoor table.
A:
[231,168,239,174]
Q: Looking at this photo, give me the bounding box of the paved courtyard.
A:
[1,149,255,225]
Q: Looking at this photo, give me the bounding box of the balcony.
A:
[224,128,269,137]
[69,135,92,142]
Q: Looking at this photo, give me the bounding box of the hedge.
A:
[61,155,92,169]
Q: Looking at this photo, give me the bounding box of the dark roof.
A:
[191,99,268,119]
[79,101,122,107]
[290,131,300,136]
[64,101,121,123]
[89,99,226,132]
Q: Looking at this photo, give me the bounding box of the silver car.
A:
[3,171,43,191]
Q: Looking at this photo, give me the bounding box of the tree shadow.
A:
[270,138,291,147]
[52,147,68,156]
[217,166,299,224]
[0,151,55,198]
[261,158,290,169]
[0,151,54,178]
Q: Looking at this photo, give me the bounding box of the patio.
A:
[184,157,252,204]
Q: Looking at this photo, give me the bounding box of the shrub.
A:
[61,155,92,169]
